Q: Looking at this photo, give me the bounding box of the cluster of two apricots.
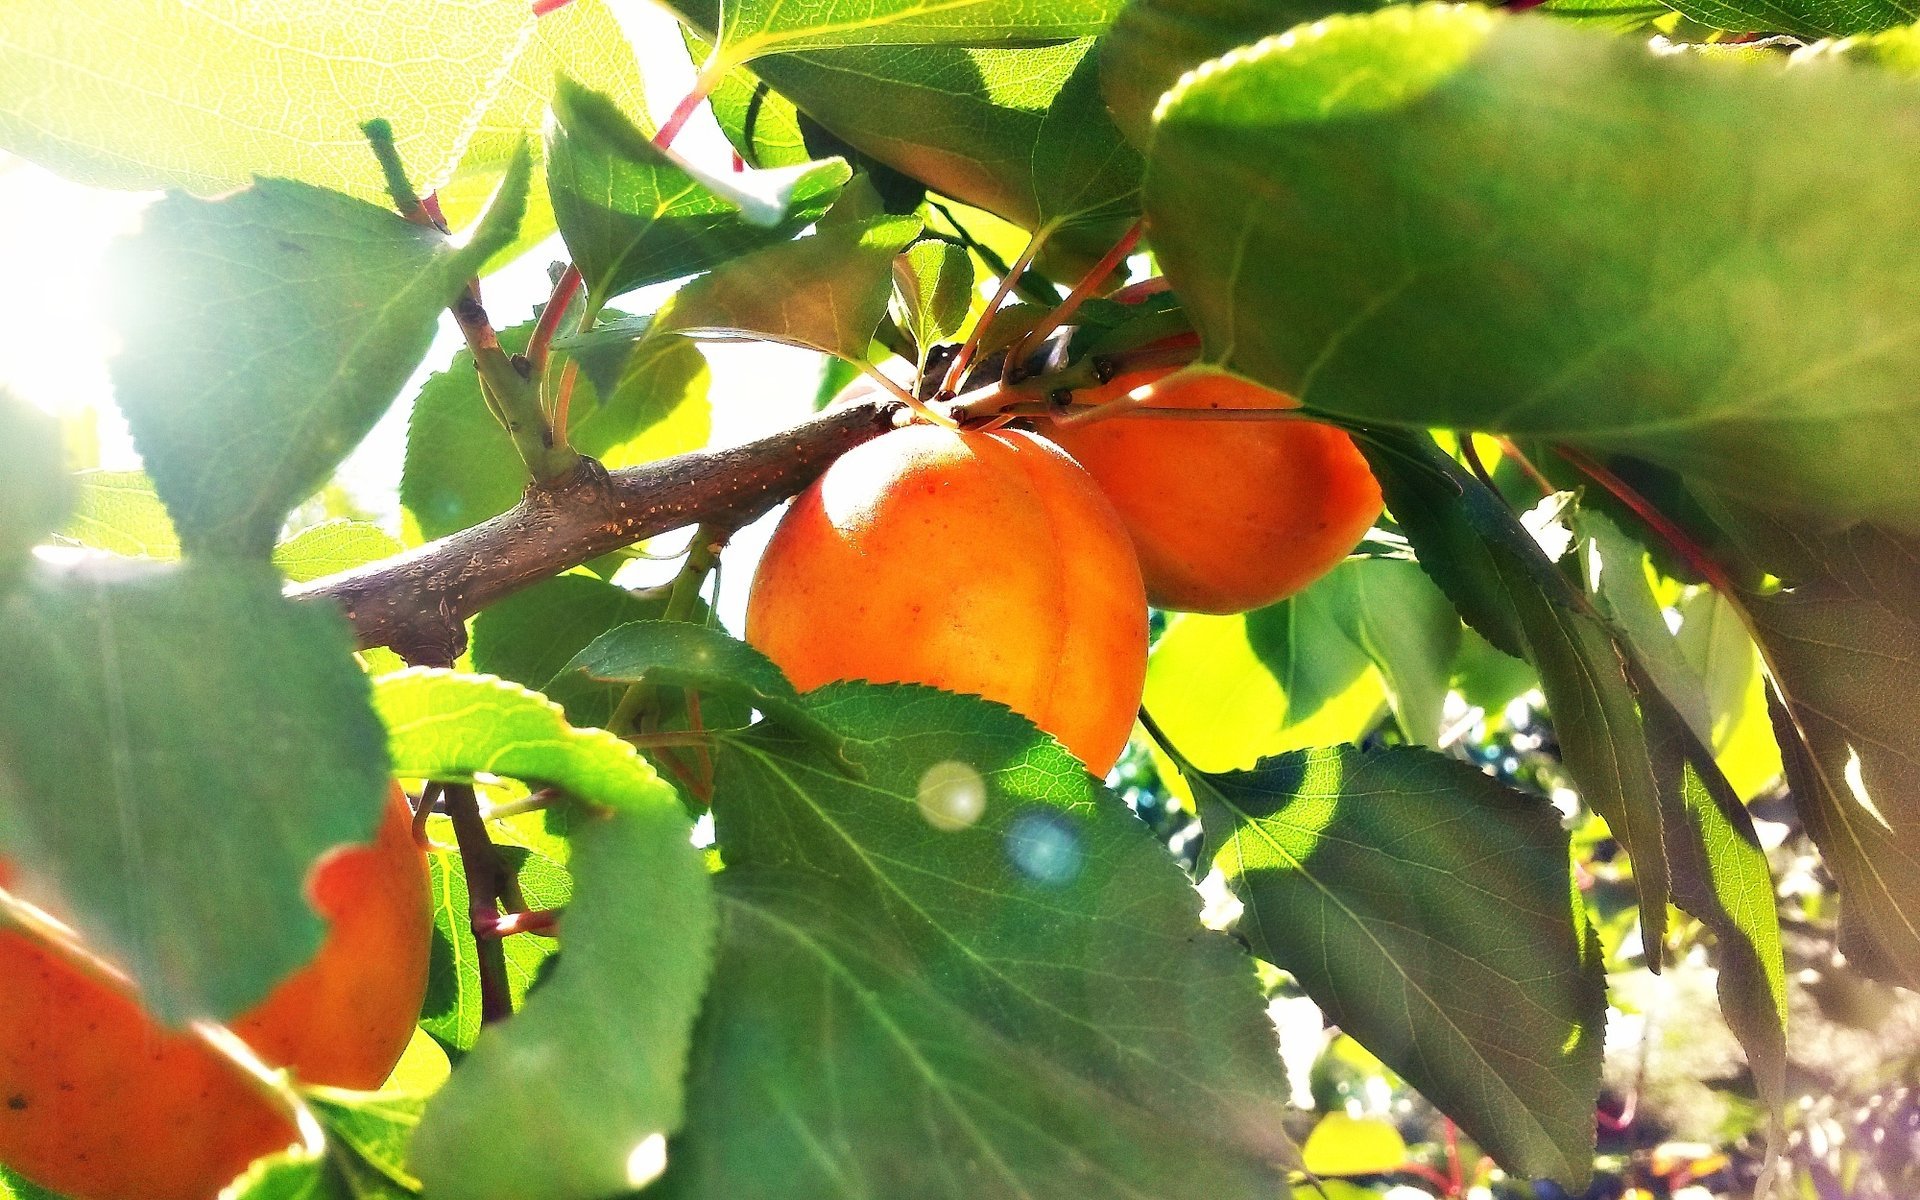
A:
[747,364,1383,776]
[0,786,431,1200]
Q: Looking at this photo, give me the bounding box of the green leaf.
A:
[422,842,570,1052]
[656,214,922,360]
[401,319,710,541]
[891,240,975,360]
[304,1088,428,1194]
[669,682,1296,1195]
[0,393,71,584]
[1188,744,1605,1185]
[0,2,534,199]
[1360,429,1671,955]
[0,1163,69,1200]
[546,77,849,306]
[1145,557,1457,772]
[689,34,812,169]
[1673,589,1782,799]
[470,574,671,727]
[1574,510,1786,1106]
[58,471,180,559]
[564,621,849,763]
[374,671,716,1200]
[1144,4,1920,536]
[1313,557,1461,744]
[1300,1112,1409,1177]
[222,1151,355,1200]
[109,151,530,557]
[274,522,403,585]
[715,36,1144,236]
[1721,517,1920,991]
[662,0,1127,60]
[1099,0,1362,146]
[0,560,390,1023]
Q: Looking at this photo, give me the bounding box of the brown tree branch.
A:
[290,395,903,659]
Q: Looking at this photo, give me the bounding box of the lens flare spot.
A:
[1005,808,1084,887]
[626,1132,669,1189]
[917,759,987,831]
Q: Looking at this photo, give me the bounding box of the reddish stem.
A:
[1006,219,1145,376]
[940,224,1054,397]
[488,908,562,937]
[1553,444,1740,595]
[1444,1119,1463,1195]
[1108,275,1171,306]
[531,0,576,14]
[529,264,583,385]
[1394,1162,1457,1194]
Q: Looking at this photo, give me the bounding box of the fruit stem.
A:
[860,362,951,427]
[940,222,1057,397]
[655,48,729,153]
[1006,219,1144,378]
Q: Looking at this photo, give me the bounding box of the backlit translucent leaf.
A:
[0,2,534,199]
[376,671,715,1200]
[59,471,180,559]
[110,150,530,556]
[273,522,403,585]
[656,214,922,360]
[1189,745,1606,1185]
[1146,4,1920,536]
[0,560,390,1023]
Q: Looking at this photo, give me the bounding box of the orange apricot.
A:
[746,423,1148,775]
[1045,367,1382,614]
[0,785,430,1200]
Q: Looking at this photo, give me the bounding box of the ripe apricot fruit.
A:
[1045,367,1382,615]
[747,423,1148,775]
[0,784,430,1200]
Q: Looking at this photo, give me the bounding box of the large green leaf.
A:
[375,671,716,1200]
[1574,511,1786,1104]
[0,393,71,585]
[659,878,1283,1199]
[110,150,529,557]
[662,0,1126,61]
[1145,4,1920,536]
[1359,429,1671,955]
[0,2,533,198]
[0,560,390,1023]
[710,36,1143,236]
[666,681,1295,1194]
[656,214,922,360]
[546,78,849,307]
[1185,745,1605,1185]
[1723,516,1920,990]
[401,319,710,541]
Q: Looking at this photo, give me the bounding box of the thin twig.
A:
[528,264,582,388]
[940,223,1055,397]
